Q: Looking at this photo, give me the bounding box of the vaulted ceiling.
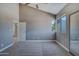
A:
[27,3,67,15]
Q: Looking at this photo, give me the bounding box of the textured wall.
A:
[19,4,56,40]
[0,3,19,50]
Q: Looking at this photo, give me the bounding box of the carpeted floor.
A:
[0,41,71,56]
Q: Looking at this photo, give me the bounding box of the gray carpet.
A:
[0,41,71,56]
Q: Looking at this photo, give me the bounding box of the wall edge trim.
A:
[0,43,13,52]
[56,41,69,52]
[25,40,56,42]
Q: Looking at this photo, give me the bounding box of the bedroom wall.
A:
[19,4,56,40]
[0,3,19,51]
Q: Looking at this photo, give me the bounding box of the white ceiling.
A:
[28,3,67,15]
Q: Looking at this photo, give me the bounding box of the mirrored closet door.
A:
[70,11,79,55]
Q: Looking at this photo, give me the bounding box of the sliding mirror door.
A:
[70,11,79,55]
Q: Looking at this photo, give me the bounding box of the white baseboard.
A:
[0,43,13,52]
[26,40,56,42]
[56,41,69,52]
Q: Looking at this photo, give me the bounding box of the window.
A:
[60,16,66,33]
[51,20,55,31]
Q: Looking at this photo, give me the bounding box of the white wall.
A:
[0,3,19,50]
[19,4,56,40]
